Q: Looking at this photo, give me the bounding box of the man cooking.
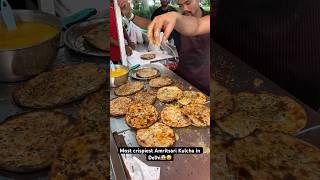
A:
[118,0,210,95]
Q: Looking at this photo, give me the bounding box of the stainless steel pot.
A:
[110,65,129,87]
[0,10,60,82]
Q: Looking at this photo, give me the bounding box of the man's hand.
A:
[125,45,133,56]
[128,41,136,50]
[147,12,179,44]
[117,0,132,18]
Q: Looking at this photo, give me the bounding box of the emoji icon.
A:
[166,155,172,161]
[160,155,166,160]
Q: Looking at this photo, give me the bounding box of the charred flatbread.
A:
[133,91,156,105]
[80,89,107,133]
[178,91,206,105]
[181,104,210,127]
[226,131,320,179]
[140,53,156,60]
[83,23,110,51]
[114,81,144,96]
[149,76,172,88]
[212,80,234,120]
[13,63,105,108]
[136,68,158,78]
[110,97,132,116]
[157,86,183,103]
[136,122,175,147]
[160,105,191,127]
[125,103,158,129]
[0,111,75,173]
[50,133,109,179]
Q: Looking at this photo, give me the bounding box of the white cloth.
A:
[128,21,144,44]
[121,154,160,180]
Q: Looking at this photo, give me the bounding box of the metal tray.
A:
[110,63,210,180]
[130,66,161,80]
[213,42,320,147]
[64,17,109,57]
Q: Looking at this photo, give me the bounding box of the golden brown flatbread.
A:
[13,63,105,108]
[83,23,110,51]
[50,133,109,179]
[149,76,172,88]
[226,131,320,180]
[110,97,132,116]
[133,91,156,105]
[0,111,75,173]
[218,92,307,138]
[160,105,191,127]
[212,80,234,120]
[136,68,158,78]
[178,91,207,105]
[79,89,107,133]
[114,81,144,96]
[157,86,183,103]
[181,104,210,127]
[136,122,175,147]
[140,53,156,60]
[125,103,158,129]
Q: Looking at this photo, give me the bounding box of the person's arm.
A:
[123,27,136,49]
[147,12,210,44]
[118,0,151,29]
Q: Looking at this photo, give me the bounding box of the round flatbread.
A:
[157,86,183,103]
[110,97,132,116]
[212,80,234,120]
[226,132,320,179]
[13,63,105,108]
[50,133,109,179]
[136,68,158,78]
[160,105,191,127]
[136,122,175,147]
[83,23,110,51]
[216,111,258,138]
[80,89,107,133]
[181,104,210,127]
[0,111,75,173]
[125,103,158,129]
[140,53,156,60]
[114,81,144,96]
[149,77,172,88]
[133,91,156,105]
[234,92,307,135]
[178,91,206,105]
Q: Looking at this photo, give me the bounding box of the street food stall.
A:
[109,1,210,179]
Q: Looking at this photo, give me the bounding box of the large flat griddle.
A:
[212,42,320,146]
[110,63,210,180]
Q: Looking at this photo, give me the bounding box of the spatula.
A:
[0,0,16,31]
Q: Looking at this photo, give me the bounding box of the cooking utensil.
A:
[110,65,129,87]
[0,10,60,82]
[64,17,109,57]
[0,0,16,31]
[61,8,97,30]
